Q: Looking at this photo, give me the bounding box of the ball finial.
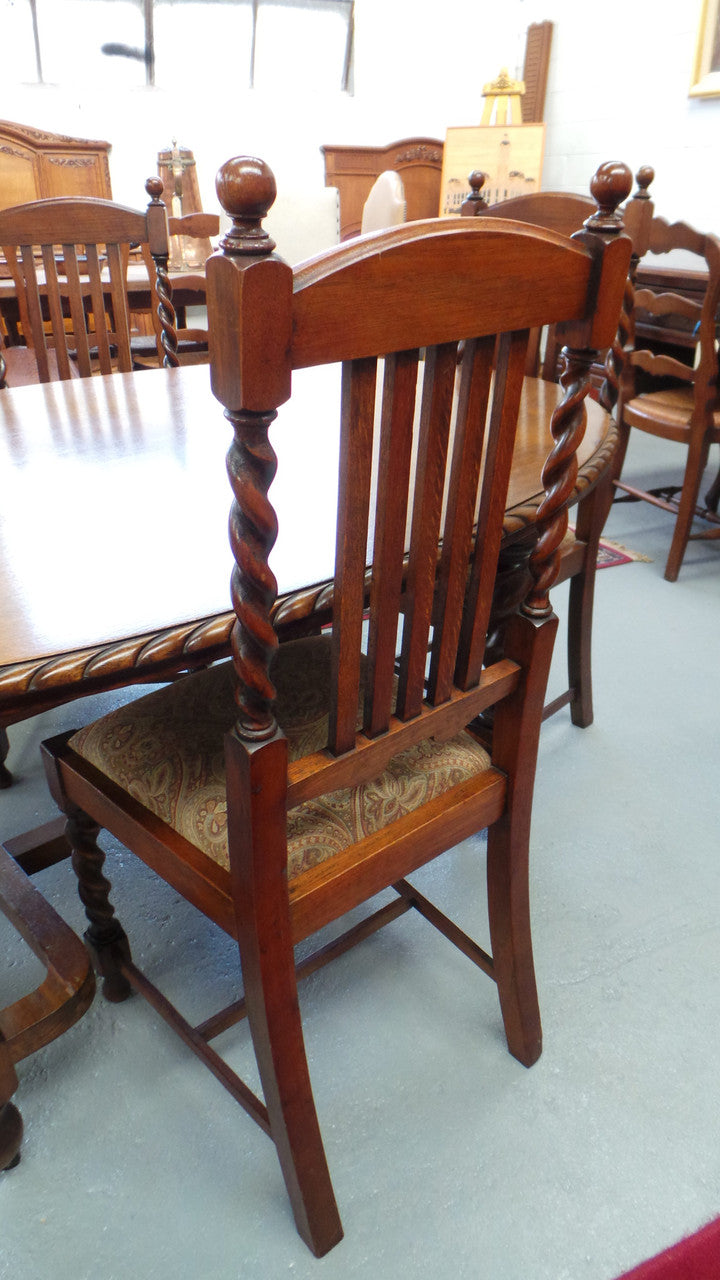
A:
[216,156,277,222]
[585,161,633,233]
[145,175,165,202]
[215,157,278,256]
[634,165,655,199]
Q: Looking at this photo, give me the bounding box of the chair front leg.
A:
[226,731,343,1258]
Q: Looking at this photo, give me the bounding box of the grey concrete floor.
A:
[1,428,719,1280]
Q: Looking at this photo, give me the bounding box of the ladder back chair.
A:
[609,211,720,580]
[41,156,631,1256]
[0,179,178,388]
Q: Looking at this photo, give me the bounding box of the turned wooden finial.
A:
[584,161,633,233]
[633,164,655,199]
[215,156,278,255]
[144,175,165,204]
[461,170,489,216]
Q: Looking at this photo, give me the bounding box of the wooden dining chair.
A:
[133,208,220,365]
[463,166,651,725]
[609,212,720,580]
[41,156,631,1255]
[0,179,178,387]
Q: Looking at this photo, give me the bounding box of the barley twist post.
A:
[209,157,291,742]
[524,160,633,617]
[226,408,280,738]
[67,806,132,1002]
[145,175,179,368]
[601,165,654,412]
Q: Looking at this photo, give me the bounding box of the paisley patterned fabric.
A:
[70,636,491,881]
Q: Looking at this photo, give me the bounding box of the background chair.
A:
[611,213,720,580]
[133,208,221,366]
[0,179,178,387]
[462,166,651,726]
[41,156,630,1256]
[360,169,406,233]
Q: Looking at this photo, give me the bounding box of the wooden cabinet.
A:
[0,119,112,212]
[321,137,443,239]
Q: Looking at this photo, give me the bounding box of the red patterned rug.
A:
[568,527,652,569]
[596,536,651,569]
[616,1216,720,1278]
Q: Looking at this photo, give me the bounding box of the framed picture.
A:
[439,124,546,217]
[689,0,720,97]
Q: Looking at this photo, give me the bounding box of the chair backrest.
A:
[464,186,599,380]
[206,158,632,772]
[469,186,596,236]
[617,214,720,418]
[0,179,177,384]
[464,167,656,389]
[139,208,220,359]
[361,171,407,233]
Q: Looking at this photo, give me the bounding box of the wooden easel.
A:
[480,68,526,125]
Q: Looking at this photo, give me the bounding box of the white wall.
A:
[2,0,719,235]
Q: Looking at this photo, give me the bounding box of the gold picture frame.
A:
[689,0,720,97]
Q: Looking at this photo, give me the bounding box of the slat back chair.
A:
[41,157,631,1257]
[610,213,720,580]
[461,172,596,380]
[0,179,178,386]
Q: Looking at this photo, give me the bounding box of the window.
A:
[3,0,354,91]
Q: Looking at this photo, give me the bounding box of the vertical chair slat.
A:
[395,341,457,722]
[364,349,419,737]
[329,357,377,756]
[61,245,93,377]
[18,246,51,383]
[105,242,134,372]
[85,242,114,374]
[456,329,530,691]
[427,334,496,705]
[40,246,72,381]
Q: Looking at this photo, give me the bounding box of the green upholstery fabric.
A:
[70,636,491,880]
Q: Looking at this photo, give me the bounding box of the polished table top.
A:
[0,363,615,714]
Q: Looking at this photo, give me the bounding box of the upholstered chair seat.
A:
[70,636,491,882]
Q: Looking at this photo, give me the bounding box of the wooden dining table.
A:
[0,359,617,1167]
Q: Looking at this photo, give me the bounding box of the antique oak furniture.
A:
[40,156,630,1253]
[0,119,112,212]
[610,212,720,580]
[322,136,443,238]
[0,179,178,388]
[0,851,95,1171]
[133,208,220,365]
[464,167,652,727]
[0,368,617,1170]
[0,365,617,826]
